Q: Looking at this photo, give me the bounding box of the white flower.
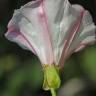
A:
[5,0,96,67]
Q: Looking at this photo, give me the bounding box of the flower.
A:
[5,0,96,95]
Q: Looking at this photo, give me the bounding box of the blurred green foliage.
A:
[80,46,96,83]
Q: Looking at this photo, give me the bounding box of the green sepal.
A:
[43,64,61,91]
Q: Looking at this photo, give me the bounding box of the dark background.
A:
[0,0,96,96]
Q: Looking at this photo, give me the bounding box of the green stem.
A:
[50,88,57,96]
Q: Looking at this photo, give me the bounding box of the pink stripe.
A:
[8,27,37,55]
[78,41,96,46]
[75,45,85,52]
[37,0,54,64]
[75,40,96,52]
[41,0,54,53]
[59,10,85,68]
[19,32,37,54]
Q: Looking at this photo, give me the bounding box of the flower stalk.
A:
[51,88,57,96]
